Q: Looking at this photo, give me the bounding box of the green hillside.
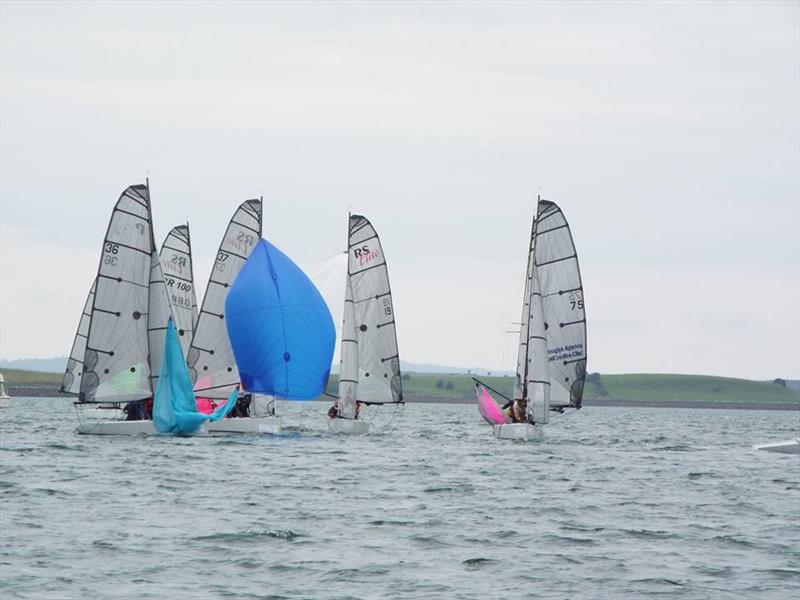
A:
[328,372,800,405]
[585,373,800,404]
[1,368,62,385]
[2,367,798,406]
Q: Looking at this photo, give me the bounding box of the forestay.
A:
[159,225,198,357]
[187,199,262,400]
[225,238,336,400]
[61,281,96,394]
[337,215,402,419]
[534,199,587,408]
[80,185,154,403]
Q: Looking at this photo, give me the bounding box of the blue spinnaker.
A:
[225,238,336,400]
[153,319,239,434]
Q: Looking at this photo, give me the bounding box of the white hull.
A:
[493,422,543,441]
[206,417,283,435]
[75,420,210,436]
[753,439,800,454]
[76,420,157,436]
[328,418,370,435]
[0,396,9,409]
[82,407,125,420]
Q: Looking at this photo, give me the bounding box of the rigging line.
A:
[218,248,249,261]
[536,209,560,223]
[104,240,151,256]
[535,223,569,236]
[161,272,193,284]
[471,377,513,403]
[230,219,260,234]
[536,254,577,267]
[194,382,238,392]
[114,207,149,222]
[375,320,395,329]
[348,233,379,247]
[559,319,585,327]
[126,191,150,210]
[563,356,586,364]
[97,273,148,289]
[160,244,188,253]
[190,345,215,354]
[349,219,371,236]
[352,260,388,275]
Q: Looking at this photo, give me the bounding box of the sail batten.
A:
[188,199,262,399]
[337,215,402,418]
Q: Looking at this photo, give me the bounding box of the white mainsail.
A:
[79,185,155,403]
[337,215,402,419]
[187,199,262,400]
[532,198,587,409]
[159,224,198,357]
[61,281,96,394]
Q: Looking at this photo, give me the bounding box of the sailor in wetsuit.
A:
[504,398,527,423]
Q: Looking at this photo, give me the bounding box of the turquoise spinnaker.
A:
[153,319,238,434]
[225,238,336,400]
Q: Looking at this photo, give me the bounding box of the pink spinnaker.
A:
[194,374,229,414]
[476,385,509,425]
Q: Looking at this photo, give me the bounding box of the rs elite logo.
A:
[353,244,380,267]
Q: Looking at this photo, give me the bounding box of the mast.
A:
[515,202,538,402]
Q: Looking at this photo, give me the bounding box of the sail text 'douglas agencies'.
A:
[547,344,584,363]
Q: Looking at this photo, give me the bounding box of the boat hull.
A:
[75,420,211,436]
[493,422,543,441]
[0,396,9,409]
[753,439,800,454]
[328,418,370,435]
[76,420,158,436]
[206,417,283,435]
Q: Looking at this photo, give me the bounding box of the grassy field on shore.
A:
[2,367,798,405]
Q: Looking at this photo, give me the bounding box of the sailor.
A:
[327,402,339,419]
[504,399,526,423]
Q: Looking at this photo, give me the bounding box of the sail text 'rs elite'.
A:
[353,244,380,267]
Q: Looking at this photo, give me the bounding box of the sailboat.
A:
[63,183,176,435]
[223,237,336,428]
[475,197,587,441]
[159,224,198,358]
[0,373,10,408]
[328,214,403,435]
[185,199,278,433]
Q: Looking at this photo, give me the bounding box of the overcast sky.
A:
[1,1,798,379]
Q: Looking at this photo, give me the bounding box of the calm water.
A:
[1,398,799,599]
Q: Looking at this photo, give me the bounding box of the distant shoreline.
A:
[9,386,798,411]
[404,395,800,411]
